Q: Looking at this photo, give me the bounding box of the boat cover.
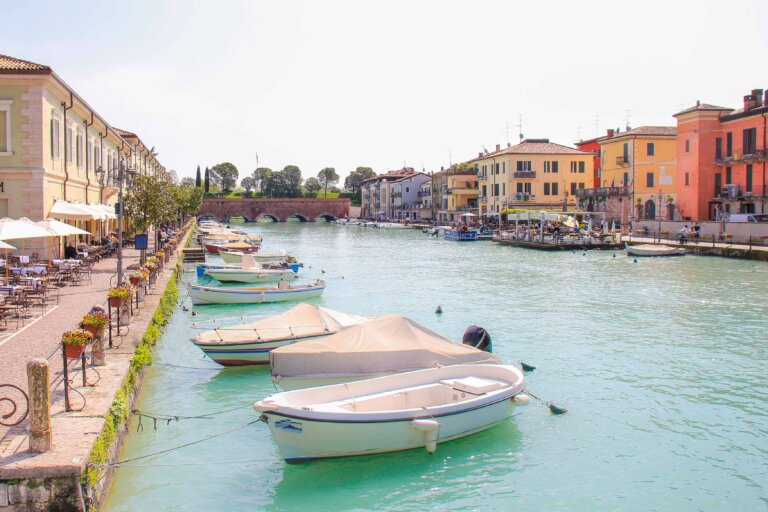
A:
[271,315,500,377]
[194,303,367,345]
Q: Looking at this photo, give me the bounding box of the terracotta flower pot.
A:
[129,277,142,286]
[64,343,85,359]
[82,324,103,337]
[109,296,126,308]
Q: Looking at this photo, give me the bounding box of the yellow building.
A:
[0,54,165,247]
[472,139,594,216]
[431,165,478,223]
[599,126,677,220]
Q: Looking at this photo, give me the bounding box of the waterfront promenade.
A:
[0,240,184,489]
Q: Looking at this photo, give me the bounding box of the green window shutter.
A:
[50,119,54,156]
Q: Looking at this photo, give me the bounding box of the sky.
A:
[2,0,767,185]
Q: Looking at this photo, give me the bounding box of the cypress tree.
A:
[204,167,210,193]
[195,165,202,187]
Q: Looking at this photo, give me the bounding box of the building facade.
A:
[430,165,478,223]
[0,54,165,236]
[472,140,593,216]
[359,167,419,220]
[599,126,678,221]
[391,172,431,221]
[674,89,768,221]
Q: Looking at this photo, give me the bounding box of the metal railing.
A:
[575,187,629,198]
[513,171,536,179]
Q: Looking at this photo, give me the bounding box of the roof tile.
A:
[0,54,50,72]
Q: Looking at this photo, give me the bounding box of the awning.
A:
[0,217,55,240]
[89,203,118,220]
[50,200,103,221]
[37,219,91,236]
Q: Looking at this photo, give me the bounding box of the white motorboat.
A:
[189,280,326,305]
[191,303,368,366]
[627,243,686,257]
[220,250,293,264]
[270,315,500,390]
[254,364,528,462]
[204,253,297,283]
[375,222,408,229]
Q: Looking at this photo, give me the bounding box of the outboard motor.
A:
[462,325,492,353]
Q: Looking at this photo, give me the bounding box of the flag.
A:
[611,178,615,187]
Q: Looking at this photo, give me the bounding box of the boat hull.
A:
[195,334,329,366]
[627,244,686,257]
[204,270,294,283]
[204,243,258,255]
[444,230,478,241]
[220,251,291,264]
[189,282,325,305]
[262,394,515,462]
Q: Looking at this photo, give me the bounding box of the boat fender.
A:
[253,402,278,413]
[512,394,530,405]
[411,419,440,454]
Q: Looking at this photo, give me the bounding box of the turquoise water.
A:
[104,223,768,511]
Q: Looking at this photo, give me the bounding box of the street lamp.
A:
[95,158,136,284]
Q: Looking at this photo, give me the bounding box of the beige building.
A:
[0,54,165,245]
[431,165,478,223]
[472,140,594,216]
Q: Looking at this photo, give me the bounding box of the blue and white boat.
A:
[188,279,326,305]
[443,228,478,241]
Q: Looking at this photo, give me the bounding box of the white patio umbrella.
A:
[0,217,54,281]
[0,241,16,250]
[37,218,91,261]
[460,212,477,217]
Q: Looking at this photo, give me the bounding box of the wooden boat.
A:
[254,364,528,462]
[191,303,368,366]
[196,262,301,278]
[220,250,293,264]
[204,267,296,283]
[270,315,500,390]
[627,244,686,257]
[444,228,478,241]
[204,242,259,254]
[189,280,326,305]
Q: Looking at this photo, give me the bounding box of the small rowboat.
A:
[220,250,293,264]
[204,242,259,255]
[189,280,326,305]
[254,364,528,463]
[196,262,301,278]
[191,303,368,366]
[204,267,296,283]
[627,244,686,257]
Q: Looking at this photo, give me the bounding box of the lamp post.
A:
[95,158,136,285]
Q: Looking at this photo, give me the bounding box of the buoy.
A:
[411,419,440,454]
[512,394,530,405]
[582,252,586,256]
[633,258,638,263]
[520,361,536,372]
[435,305,443,314]
[613,254,616,258]
[548,403,568,415]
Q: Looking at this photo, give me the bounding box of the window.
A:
[726,132,732,157]
[544,161,551,173]
[502,183,505,195]
[544,183,551,195]
[746,164,753,193]
[646,142,655,156]
[0,99,12,154]
[495,163,500,175]
[685,172,690,186]
[523,182,531,194]
[482,185,487,196]
[570,161,577,173]
[743,127,757,154]
[570,182,577,195]
[714,173,722,197]
[51,113,61,159]
[622,142,629,162]
[685,139,690,153]
[623,172,629,187]
[516,161,532,172]
[715,138,722,160]
[579,182,585,189]
[76,128,84,168]
[502,162,506,174]
[552,182,559,195]
[493,183,499,196]
[516,183,523,193]
[93,145,99,170]
[725,166,732,185]
[578,161,585,173]
[552,161,558,173]
[646,172,654,188]
[405,187,409,193]
[65,123,73,164]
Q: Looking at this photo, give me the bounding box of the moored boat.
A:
[220,250,293,264]
[204,242,259,254]
[204,267,296,283]
[270,315,500,390]
[444,228,478,241]
[191,303,368,366]
[627,244,686,257]
[254,364,528,462]
[189,280,326,305]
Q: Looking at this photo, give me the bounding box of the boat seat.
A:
[439,377,505,395]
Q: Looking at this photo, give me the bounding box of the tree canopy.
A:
[204,167,210,193]
[263,165,303,198]
[344,166,376,195]
[195,165,202,187]
[252,167,273,193]
[181,177,196,188]
[304,177,321,194]
[317,167,339,197]
[241,176,256,196]
[209,162,239,194]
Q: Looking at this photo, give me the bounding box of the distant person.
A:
[64,243,78,259]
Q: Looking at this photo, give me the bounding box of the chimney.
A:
[606,128,615,138]
[495,144,501,152]
[752,89,764,107]
[744,94,757,110]
[478,152,483,158]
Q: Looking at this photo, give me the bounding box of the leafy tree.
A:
[210,162,239,194]
[318,167,339,197]
[204,167,210,193]
[181,177,196,188]
[124,173,174,238]
[241,176,256,196]
[195,165,201,187]
[264,165,303,198]
[344,166,376,195]
[178,185,203,215]
[252,167,273,193]
[304,177,321,194]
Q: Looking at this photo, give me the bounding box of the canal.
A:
[104,222,768,511]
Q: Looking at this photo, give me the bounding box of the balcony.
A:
[392,192,402,198]
[512,193,535,201]
[478,174,488,181]
[417,190,432,197]
[513,171,536,179]
[575,187,629,198]
[616,156,630,167]
[478,196,487,203]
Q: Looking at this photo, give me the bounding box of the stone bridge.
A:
[197,197,350,222]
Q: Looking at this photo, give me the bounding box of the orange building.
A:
[674,88,768,221]
[574,135,605,188]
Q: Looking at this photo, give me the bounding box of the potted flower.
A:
[81,311,109,336]
[62,329,93,359]
[107,286,132,308]
[128,271,144,286]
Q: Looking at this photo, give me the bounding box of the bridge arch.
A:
[198,213,223,223]
[316,213,337,222]
[287,213,309,222]
[226,213,252,223]
[199,198,350,223]
[257,213,280,222]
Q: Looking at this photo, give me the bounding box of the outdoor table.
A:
[16,277,42,288]
[0,285,23,296]
[53,259,82,270]
[10,266,47,275]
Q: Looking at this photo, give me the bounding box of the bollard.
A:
[92,332,106,366]
[27,358,52,452]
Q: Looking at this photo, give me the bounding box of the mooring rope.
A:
[131,403,254,431]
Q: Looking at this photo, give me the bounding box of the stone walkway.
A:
[0,239,183,478]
